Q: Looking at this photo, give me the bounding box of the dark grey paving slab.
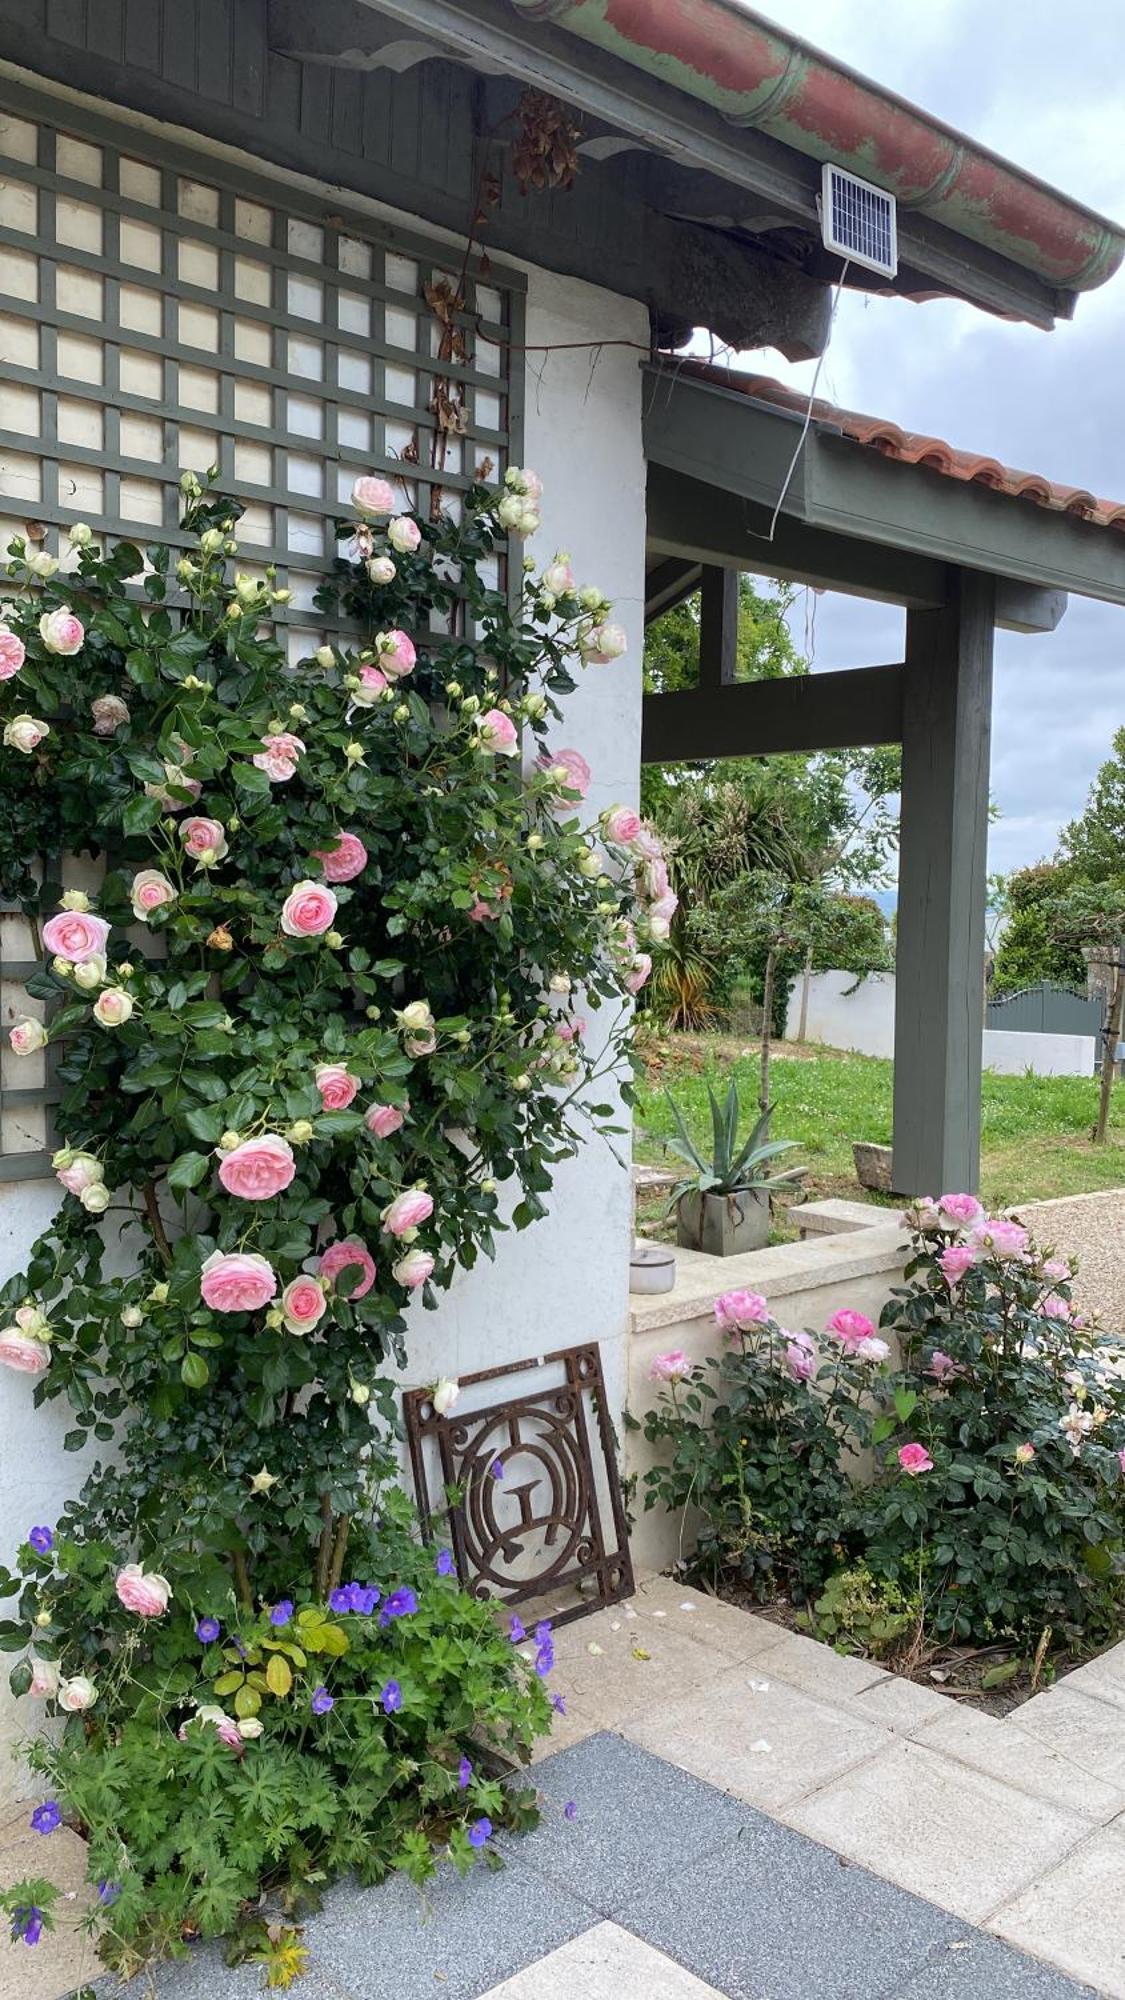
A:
[885,1933,1097,1999]
[92,1950,356,1999]
[501,1730,760,1912]
[300,1859,596,2000]
[619,1823,967,1999]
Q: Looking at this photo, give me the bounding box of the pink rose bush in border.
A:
[0,467,655,1975]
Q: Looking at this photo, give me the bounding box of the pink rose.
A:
[280,881,338,938]
[382,1189,434,1236]
[28,1658,59,1699]
[1041,1257,1069,1282]
[313,833,368,884]
[624,954,651,995]
[970,1217,1030,1260]
[469,899,497,923]
[253,732,305,783]
[926,1349,960,1384]
[0,1330,49,1374]
[939,1244,978,1286]
[315,1063,359,1111]
[541,747,591,801]
[180,816,228,865]
[217,1134,296,1201]
[148,762,201,810]
[582,620,627,664]
[649,890,679,925]
[644,857,670,902]
[897,1443,934,1477]
[130,869,177,922]
[92,987,134,1029]
[353,664,388,706]
[3,714,49,753]
[54,1151,102,1196]
[478,708,518,756]
[365,1102,406,1139]
[714,1289,770,1332]
[827,1309,876,1351]
[938,1192,984,1227]
[377,629,416,679]
[650,1349,691,1383]
[281,1276,327,1334]
[41,909,110,964]
[318,1238,376,1300]
[352,475,396,517]
[9,1017,47,1055]
[57,1675,96,1712]
[367,555,396,585]
[602,805,642,845]
[91,694,129,735]
[0,625,25,678]
[200,1250,278,1312]
[1015,1442,1036,1465]
[393,1248,435,1289]
[855,1335,890,1365]
[387,515,422,554]
[114,1563,172,1616]
[39,607,84,656]
[785,1332,816,1383]
[631,825,664,862]
[1041,1293,1074,1321]
[543,555,576,595]
[557,1018,587,1042]
[1118,1447,1125,1477]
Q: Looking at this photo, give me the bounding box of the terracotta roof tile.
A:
[681,360,1125,532]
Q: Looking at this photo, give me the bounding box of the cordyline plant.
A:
[0,467,669,1976]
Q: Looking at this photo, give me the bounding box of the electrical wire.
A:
[760,256,852,545]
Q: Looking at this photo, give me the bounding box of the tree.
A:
[1054,731,1125,1143]
[991,863,1085,995]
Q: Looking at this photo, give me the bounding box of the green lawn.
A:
[634,1031,1125,1223]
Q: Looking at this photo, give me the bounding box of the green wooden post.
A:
[698,566,739,687]
[892,571,995,1196]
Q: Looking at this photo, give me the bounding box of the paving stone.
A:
[621,1579,791,1663]
[1014,1685,1125,1788]
[784,1738,1088,1923]
[847,1674,950,1735]
[94,1951,355,1999]
[889,1931,1097,1998]
[503,1731,757,1914]
[533,1608,734,1756]
[1058,1640,1125,1712]
[0,1809,99,2000]
[990,1825,1125,1999]
[484,1921,726,1998]
[302,1858,593,2000]
[619,1818,965,1999]
[746,1626,890,1700]
[622,1661,891,1811]
[921,1702,1125,1822]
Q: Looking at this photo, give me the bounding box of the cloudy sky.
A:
[738,0,1125,877]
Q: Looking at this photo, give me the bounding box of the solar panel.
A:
[820,163,898,278]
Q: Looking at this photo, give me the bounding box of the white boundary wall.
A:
[789,970,1095,1077]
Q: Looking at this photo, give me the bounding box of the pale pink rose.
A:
[281,881,338,938]
[649,891,679,925]
[393,1248,435,1289]
[650,1349,691,1383]
[367,554,396,585]
[253,731,305,782]
[557,1018,587,1042]
[630,825,664,862]
[785,1332,817,1383]
[28,1659,58,1699]
[57,1675,96,1712]
[9,1017,47,1055]
[0,626,25,678]
[130,869,177,922]
[970,1217,1030,1260]
[624,954,651,994]
[114,1564,172,1617]
[190,1708,244,1755]
[1042,1258,1070,1282]
[0,1330,48,1374]
[200,1250,278,1312]
[352,475,396,517]
[377,629,416,680]
[91,694,129,735]
[855,1335,890,1365]
[827,1309,876,1351]
[939,1244,978,1286]
[387,515,422,554]
[365,1102,406,1139]
[1118,1447,1125,1476]
[3,714,49,753]
[318,1237,376,1300]
[644,856,670,901]
[897,1442,934,1476]
[180,816,228,865]
[1014,1442,1036,1465]
[938,1192,984,1227]
[714,1289,770,1332]
[478,708,518,756]
[353,664,388,705]
[280,1275,327,1334]
[42,910,110,964]
[541,747,590,800]
[582,620,627,664]
[468,899,497,923]
[313,833,368,884]
[602,804,642,845]
[1041,1293,1074,1321]
[382,1188,434,1236]
[926,1349,961,1384]
[92,987,133,1028]
[543,555,576,595]
[217,1134,296,1201]
[432,1376,460,1415]
[315,1063,359,1111]
[39,607,84,656]
[55,1152,102,1196]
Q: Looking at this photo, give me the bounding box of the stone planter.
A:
[676,1187,771,1256]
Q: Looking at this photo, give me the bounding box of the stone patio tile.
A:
[744,1626,891,1700]
[922,1702,1125,1821]
[990,1825,1125,1998]
[620,1817,965,1999]
[847,1674,950,1735]
[889,1932,1097,1998]
[1059,1639,1125,1711]
[533,1609,734,1756]
[0,1807,100,2000]
[618,1578,789,1662]
[302,1856,594,2000]
[95,1951,356,1999]
[484,1921,726,1998]
[502,1732,757,1914]
[784,1738,1088,1923]
[1013,1685,1125,1788]
[620,1661,891,1811]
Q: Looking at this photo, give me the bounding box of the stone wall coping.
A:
[629,1221,910,1333]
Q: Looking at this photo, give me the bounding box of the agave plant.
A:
[660,1079,804,1204]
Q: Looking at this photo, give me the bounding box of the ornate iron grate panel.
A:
[404,1344,634,1627]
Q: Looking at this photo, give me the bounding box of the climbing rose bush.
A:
[0,468,664,1976]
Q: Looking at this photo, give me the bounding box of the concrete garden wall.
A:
[789,970,1095,1076]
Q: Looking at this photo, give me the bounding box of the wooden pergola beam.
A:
[641,663,905,763]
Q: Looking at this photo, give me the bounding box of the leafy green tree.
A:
[991,863,1085,995]
[1052,728,1125,1142]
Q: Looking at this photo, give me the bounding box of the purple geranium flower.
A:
[270,1600,294,1627]
[329,1584,357,1614]
[379,1587,418,1627]
[195,1617,220,1644]
[490,1459,504,1481]
[509,1614,526,1643]
[97,1881,121,1907]
[30,1801,60,1835]
[563,1800,578,1821]
[467,1817,493,1849]
[28,1526,52,1555]
[11,1905,43,1946]
[435,1549,455,1577]
[458,1755,472,1789]
[353,1584,380,1616]
[311,1686,334,1715]
[551,1692,567,1715]
[382,1679,402,1714]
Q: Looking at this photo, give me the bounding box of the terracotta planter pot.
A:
[675,1187,771,1256]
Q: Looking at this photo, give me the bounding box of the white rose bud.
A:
[549,973,572,994]
[367,555,396,585]
[237,1716,264,1739]
[218,1130,242,1152]
[3,714,50,753]
[68,522,93,548]
[432,1377,460,1415]
[578,584,603,611]
[480,1177,496,1194]
[8,1016,48,1055]
[60,890,91,912]
[73,957,107,991]
[58,1675,97,1712]
[121,1306,143,1328]
[79,1183,110,1214]
[398,1000,435,1033]
[26,551,59,579]
[92,987,133,1028]
[349,1379,371,1407]
[315,645,335,669]
[578,852,601,879]
[200,528,224,554]
[52,957,73,978]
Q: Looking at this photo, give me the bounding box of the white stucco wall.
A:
[790,970,1096,1077]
